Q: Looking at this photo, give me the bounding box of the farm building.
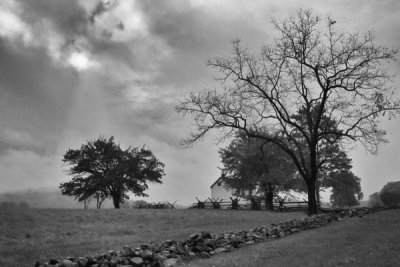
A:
[210,174,255,201]
[210,175,236,200]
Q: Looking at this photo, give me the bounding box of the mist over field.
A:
[0,189,194,209]
[0,189,114,209]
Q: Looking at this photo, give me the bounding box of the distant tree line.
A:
[219,131,363,208]
[369,181,400,207]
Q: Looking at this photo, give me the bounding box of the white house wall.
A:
[210,184,235,201]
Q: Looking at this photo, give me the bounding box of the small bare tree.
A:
[177,9,399,215]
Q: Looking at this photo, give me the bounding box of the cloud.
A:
[0,129,35,152]
[135,0,274,89]
[88,0,148,42]
[0,0,32,44]
[0,0,99,71]
[68,51,99,71]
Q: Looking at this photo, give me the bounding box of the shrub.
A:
[132,200,149,208]
[120,200,133,209]
[19,201,30,209]
[379,181,400,207]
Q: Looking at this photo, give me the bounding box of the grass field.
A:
[186,209,400,267]
[0,207,306,266]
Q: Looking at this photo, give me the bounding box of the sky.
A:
[0,0,399,205]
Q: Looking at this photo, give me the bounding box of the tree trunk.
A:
[307,180,318,215]
[96,195,105,209]
[315,183,320,203]
[96,196,100,209]
[264,184,274,210]
[83,199,88,209]
[250,197,260,210]
[112,194,120,209]
[99,197,105,209]
[308,142,318,215]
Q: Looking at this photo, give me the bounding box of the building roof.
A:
[210,176,224,188]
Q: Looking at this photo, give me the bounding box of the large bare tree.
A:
[177,10,399,215]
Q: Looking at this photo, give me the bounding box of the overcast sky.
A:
[0,0,399,205]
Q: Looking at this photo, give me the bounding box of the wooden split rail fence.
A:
[136,201,177,209]
[192,197,316,211]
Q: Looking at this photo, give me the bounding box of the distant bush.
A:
[368,192,383,208]
[19,201,30,209]
[380,181,400,207]
[122,200,176,209]
[131,200,149,208]
[120,200,134,209]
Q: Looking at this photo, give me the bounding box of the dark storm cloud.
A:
[0,41,77,101]
[0,0,141,155]
[0,0,177,155]
[18,0,88,36]
[9,0,136,73]
[89,40,135,68]
[116,95,184,148]
[0,41,79,155]
[89,0,111,24]
[136,0,271,88]
[139,0,265,50]
[89,74,184,148]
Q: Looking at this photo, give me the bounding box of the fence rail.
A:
[191,197,317,211]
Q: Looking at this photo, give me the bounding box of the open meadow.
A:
[187,209,400,267]
[2,207,399,267]
[0,207,306,266]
